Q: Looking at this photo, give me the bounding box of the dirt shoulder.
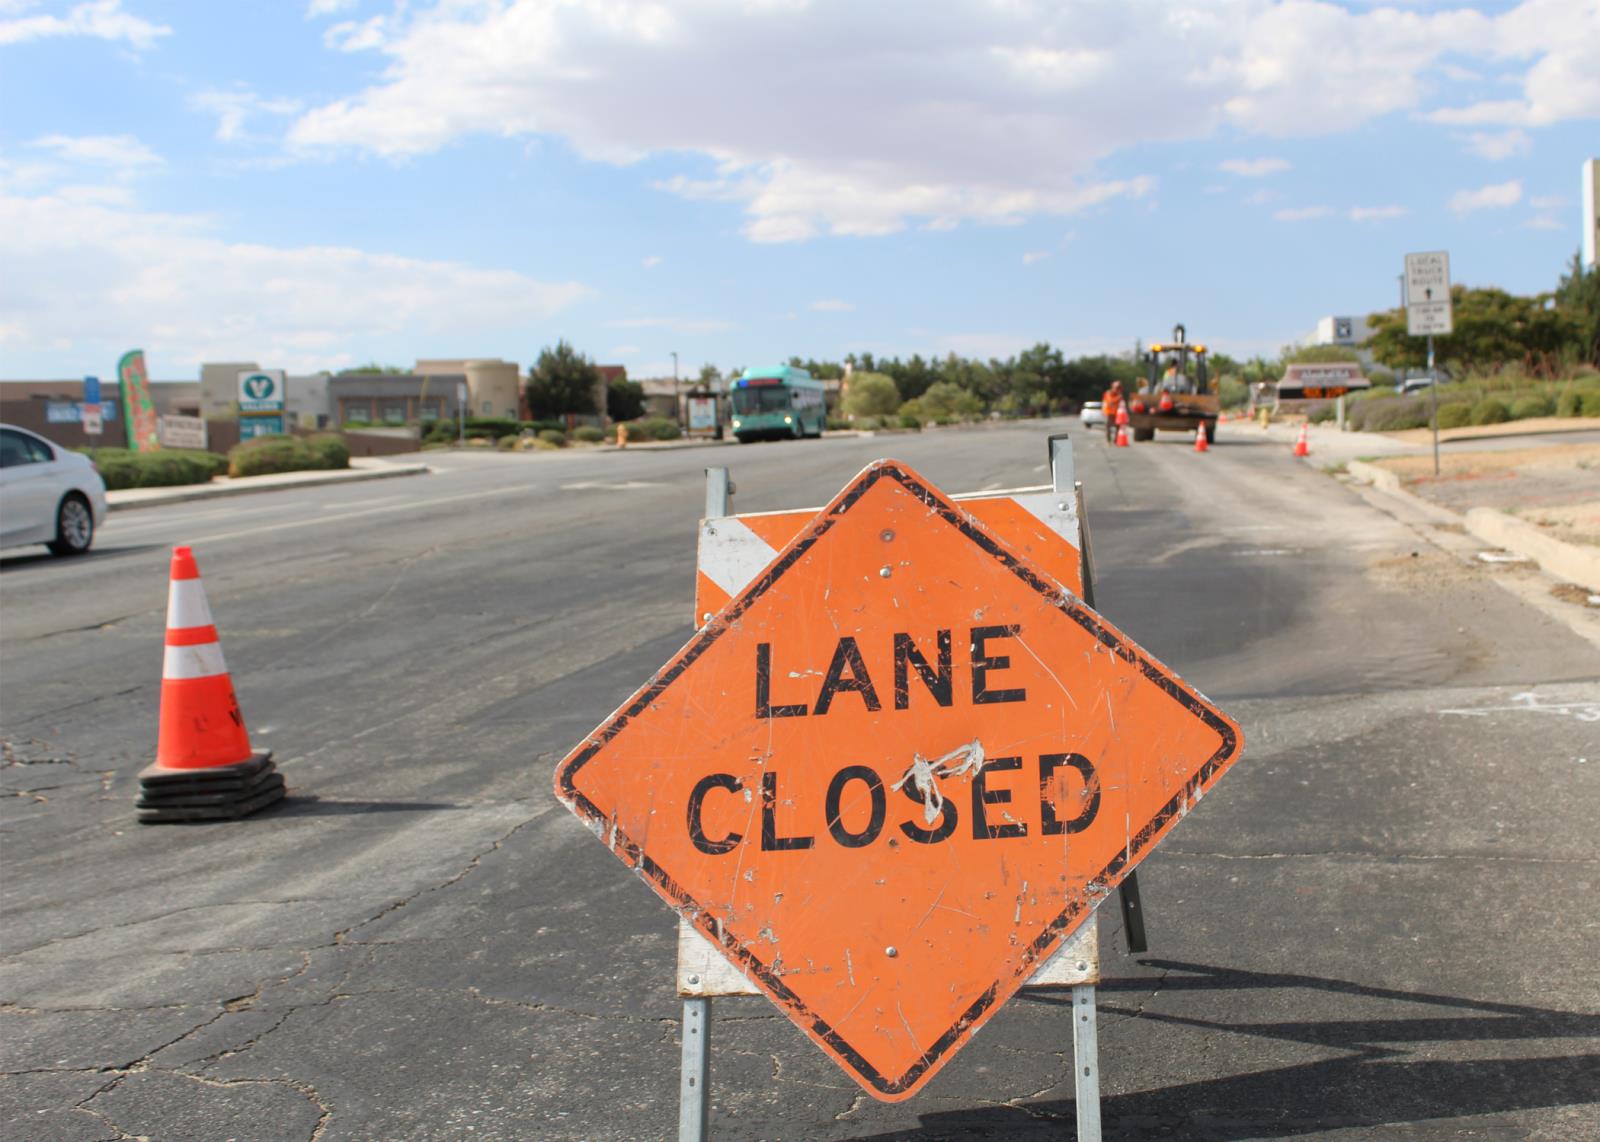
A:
[1366,441,1600,547]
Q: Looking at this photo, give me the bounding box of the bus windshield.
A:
[732,385,792,414]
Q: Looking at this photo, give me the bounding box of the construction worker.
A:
[1102,380,1124,443]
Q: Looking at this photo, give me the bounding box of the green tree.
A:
[342,362,410,375]
[842,372,901,418]
[697,363,723,389]
[1365,285,1579,373]
[1281,344,1362,364]
[526,340,600,418]
[607,377,645,422]
[919,381,984,420]
[1556,253,1600,364]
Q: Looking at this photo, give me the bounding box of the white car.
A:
[1079,401,1106,427]
[0,424,108,556]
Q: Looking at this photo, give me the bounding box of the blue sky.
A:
[1,0,1596,381]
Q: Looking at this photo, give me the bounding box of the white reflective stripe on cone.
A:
[164,642,228,680]
[166,578,215,631]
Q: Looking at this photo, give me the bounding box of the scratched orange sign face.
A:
[555,460,1242,1099]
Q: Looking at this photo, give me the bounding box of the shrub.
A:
[1469,398,1510,426]
[463,417,522,440]
[623,417,680,441]
[1306,402,1336,424]
[1510,394,1554,419]
[1436,402,1473,430]
[523,419,564,434]
[498,434,520,450]
[86,447,228,490]
[1217,377,1248,409]
[897,413,923,430]
[1582,391,1600,417]
[537,429,567,447]
[572,425,605,444]
[826,416,851,431]
[1348,395,1431,432]
[1556,388,1582,417]
[307,434,350,469]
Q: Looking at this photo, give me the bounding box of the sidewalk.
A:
[106,456,430,512]
[1251,418,1600,593]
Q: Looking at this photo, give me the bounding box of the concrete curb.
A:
[107,463,431,512]
[1345,460,1599,590]
[1464,507,1600,591]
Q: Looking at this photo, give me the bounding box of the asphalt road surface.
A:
[3,421,1597,1140]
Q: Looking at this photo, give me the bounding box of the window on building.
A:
[383,402,406,424]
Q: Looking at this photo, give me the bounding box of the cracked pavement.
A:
[3,423,1598,1139]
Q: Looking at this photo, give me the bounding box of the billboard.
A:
[118,350,161,452]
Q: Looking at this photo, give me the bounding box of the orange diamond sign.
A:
[555,460,1242,1099]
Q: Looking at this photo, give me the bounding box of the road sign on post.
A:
[1405,251,1453,336]
[555,458,1243,1100]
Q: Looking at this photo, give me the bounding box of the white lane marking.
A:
[559,481,668,491]
[183,484,534,545]
[1439,692,1600,722]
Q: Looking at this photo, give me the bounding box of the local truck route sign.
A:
[554,460,1243,1099]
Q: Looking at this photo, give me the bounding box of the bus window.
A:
[733,387,791,414]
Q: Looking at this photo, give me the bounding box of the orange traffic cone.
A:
[1194,423,1210,453]
[1115,405,1130,427]
[1293,424,1310,457]
[1115,424,1130,447]
[136,546,284,823]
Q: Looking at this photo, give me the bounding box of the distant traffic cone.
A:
[1115,405,1130,427]
[1293,424,1310,457]
[1158,393,1174,412]
[1194,423,1209,453]
[1115,424,1130,447]
[136,546,284,823]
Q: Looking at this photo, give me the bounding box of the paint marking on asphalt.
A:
[183,484,536,545]
[558,480,668,491]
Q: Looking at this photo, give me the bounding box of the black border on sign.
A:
[555,462,1241,1098]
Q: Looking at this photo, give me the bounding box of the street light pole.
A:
[671,350,681,427]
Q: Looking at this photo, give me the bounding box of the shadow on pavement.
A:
[850,959,1600,1140]
[0,542,165,572]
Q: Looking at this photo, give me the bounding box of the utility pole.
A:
[671,350,681,428]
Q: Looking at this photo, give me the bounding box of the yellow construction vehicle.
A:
[1126,324,1219,444]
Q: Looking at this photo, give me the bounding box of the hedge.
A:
[621,417,681,441]
[228,434,352,478]
[1509,394,1553,419]
[572,425,605,443]
[1469,398,1510,426]
[1436,402,1472,430]
[85,447,228,490]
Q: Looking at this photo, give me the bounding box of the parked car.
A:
[1079,401,1106,427]
[0,424,108,556]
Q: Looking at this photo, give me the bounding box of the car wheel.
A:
[47,494,94,556]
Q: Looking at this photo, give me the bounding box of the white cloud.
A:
[1524,215,1562,230]
[1349,205,1408,222]
[1022,251,1051,265]
[29,133,162,170]
[1529,194,1565,209]
[278,0,1598,243]
[1426,0,1600,126]
[1458,128,1531,160]
[809,299,853,312]
[641,255,663,269]
[1219,158,1289,177]
[190,89,303,143]
[0,0,168,48]
[325,15,385,52]
[1449,180,1522,214]
[0,184,591,373]
[306,0,357,16]
[1273,206,1332,222]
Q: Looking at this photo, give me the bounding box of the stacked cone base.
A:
[136,751,285,823]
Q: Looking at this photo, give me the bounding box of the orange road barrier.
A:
[136,546,284,823]
[1194,424,1209,453]
[1293,424,1310,457]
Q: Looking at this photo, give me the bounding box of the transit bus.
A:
[729,365,828,442]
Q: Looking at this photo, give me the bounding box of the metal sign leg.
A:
[679,996,712,1142]
[1072,984,1101,1141]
